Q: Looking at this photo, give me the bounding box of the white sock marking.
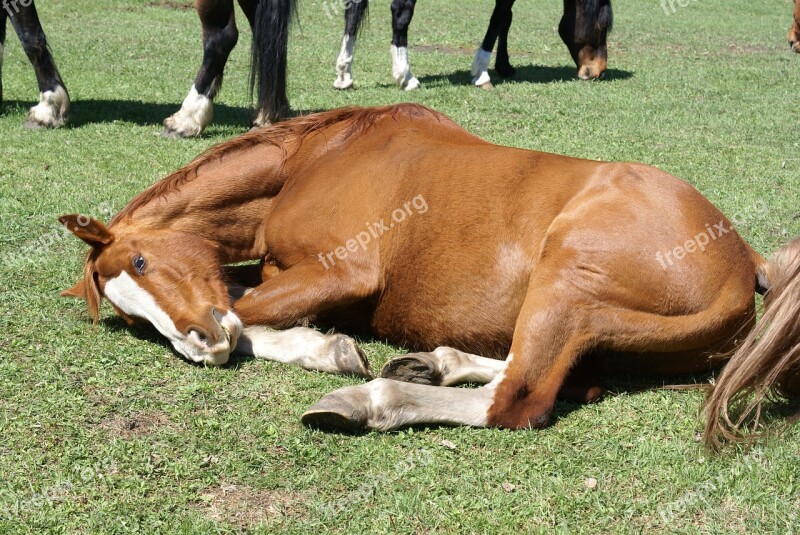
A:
[163,85,213,137]
[334,35,355,89]
[26,85,69,128]
[471,48,492,87]
[390,45,420,90]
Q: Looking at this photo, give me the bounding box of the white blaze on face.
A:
[103,271,238,365]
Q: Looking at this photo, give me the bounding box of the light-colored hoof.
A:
[380,353,440,385]
[161,116,203,139]
[403,77,421,91]
[333,74,354,89]
[472,70,492,89]
[329,334,372,378]
[302,393,368,432]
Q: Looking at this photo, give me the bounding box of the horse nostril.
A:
[188,327,210,346]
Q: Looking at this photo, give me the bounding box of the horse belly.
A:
[369,268,526,359]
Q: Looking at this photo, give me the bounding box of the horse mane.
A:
[111,103,441,226]
[575,0,613,44]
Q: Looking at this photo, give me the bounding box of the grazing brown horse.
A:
[789,0,800,53]
[59,104,800,447]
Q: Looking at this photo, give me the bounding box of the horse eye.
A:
[132,255,146,275]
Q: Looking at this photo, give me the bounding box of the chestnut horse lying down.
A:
[60,104,800,447]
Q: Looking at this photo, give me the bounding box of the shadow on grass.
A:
[2,99,327,133]
[414,64,634,87]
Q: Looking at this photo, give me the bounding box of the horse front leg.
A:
[230,257,377,377]
[390,0,419,90]
[8,0,69,128]
[334,0,368,89]
[472,0,514,88]
[163,0,238,138]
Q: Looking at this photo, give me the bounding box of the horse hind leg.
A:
[494,3,515,78]
[380,347,506,386]
[334,0,368,89]
[163,0,238,138]
[472,0,514,88]
[390,0,420,90]
[8,1,69,128]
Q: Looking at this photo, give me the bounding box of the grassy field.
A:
[1,0,799,532]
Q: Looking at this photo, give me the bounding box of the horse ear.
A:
[58,214,114,248]
[61,279,86,299]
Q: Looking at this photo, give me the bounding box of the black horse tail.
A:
[250,0,298,124]
[575,0,613,44]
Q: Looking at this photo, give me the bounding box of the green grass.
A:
[1,0,799,532]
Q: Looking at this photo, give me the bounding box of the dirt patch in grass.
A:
[197,482,306,528]
[98,411,169,438]
[145,0,195,10]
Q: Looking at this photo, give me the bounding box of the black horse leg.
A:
[7,0,69,128]
[1,10,6,109]
[390,0,419,89]
[495,6,515,78]
[163,0,238,138]
[334,0,368,89]
[472,0,514,87]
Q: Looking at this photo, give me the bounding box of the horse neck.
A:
[115,141,296,263]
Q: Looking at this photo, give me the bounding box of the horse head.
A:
[59,214,242,365]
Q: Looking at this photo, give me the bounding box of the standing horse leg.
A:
[494,6,515,78]
[0,10,6,109]
[390,0,420,90]
[334,0,368,89]
[163,0,238,138]
[472,0,514,88]
[7,1,69,128]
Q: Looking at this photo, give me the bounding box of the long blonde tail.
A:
[703,237,800,449]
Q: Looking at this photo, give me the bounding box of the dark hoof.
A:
[380,354,440,385]
[302,394,368,432]
[495,63,516,79]
[332,335,373,379]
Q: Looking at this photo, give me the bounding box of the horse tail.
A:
[704,236,800,449]
[575,0,613,44]
[250,0,298,124]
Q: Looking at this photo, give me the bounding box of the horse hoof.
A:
[161,120,202,139]
[380,353,440,385]
[334,75,354,90]
[302,393,368,432]
[331,334,373,378]
[403,77,421,91]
